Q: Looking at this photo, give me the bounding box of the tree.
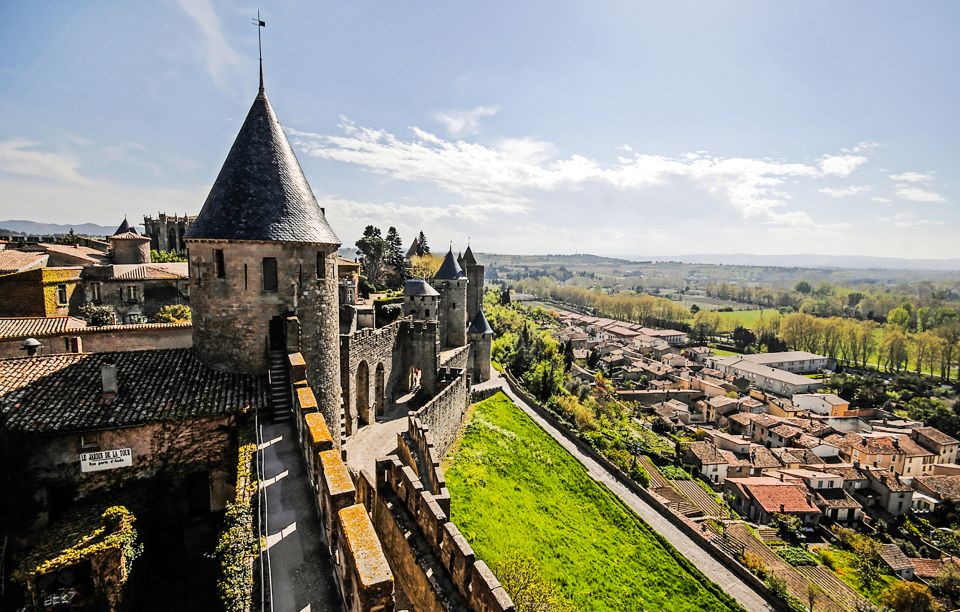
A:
[417,230,430,254]
[79,303,116,326]
[153,304,191,323]
[355,225,390,288]
[151,249,187,263]
[732,325,757,351]
[880,581,938,612]
[689,303,700,314]
[795,281,812,294]
[409,254,443,279]
[493,551,574,612]
[887,306,912,332]
[385,226,405,268]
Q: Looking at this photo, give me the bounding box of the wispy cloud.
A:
[896,186,946,203]
[174,0,242,87]
[880,213,944,228]
[889,171,932,183]
[871,197,892,203]
[291,121,869,230]
[433,105,499,137]
[0,138,93,186]
[818,185,872,198]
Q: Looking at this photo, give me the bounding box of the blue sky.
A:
[0,1,957,258]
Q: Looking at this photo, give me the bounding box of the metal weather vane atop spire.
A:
[252,11,266,92]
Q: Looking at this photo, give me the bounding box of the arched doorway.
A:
[375,363,385,418]
[356,361,370,426]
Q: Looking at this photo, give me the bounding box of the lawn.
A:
[712,308,781,330]
[445,392,743,611]
[818,546,896,605]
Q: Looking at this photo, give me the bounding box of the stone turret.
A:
[404,279,439,321]
[462,245,484,325]
[184,81,342,441]
[468,308,493,383]
[432,247,467,349]
[110,228,151,265]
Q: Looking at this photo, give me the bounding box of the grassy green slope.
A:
[445,392,741,612]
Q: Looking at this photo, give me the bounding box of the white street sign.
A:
[79,448,133,472]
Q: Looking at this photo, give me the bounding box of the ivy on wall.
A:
[210,441,259,612]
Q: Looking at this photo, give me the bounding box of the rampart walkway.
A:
[484,373,775,612]
[257,419,339,611]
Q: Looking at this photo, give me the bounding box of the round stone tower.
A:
[184,80,342,437]
[110,219,151,264]
[432,247,468,349]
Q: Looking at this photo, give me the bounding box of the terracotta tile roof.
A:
[719,450,750,467]
[749,445,782,469]
[815,488,861,509]
[822,465,866,481]
[0,316,87,340]
[769,424,803,439]
[733,479,820,514]
[687,441,726,465]
[0,250,47,274]
[894,436,935,458]
[0,349,266,433]
[879,544,913,572]
[914,475,960,501]
[915,427,960,447]
[30,243,109,264]
[866,467,913,492]
[912,557,960,579]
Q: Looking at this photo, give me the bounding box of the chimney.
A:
[101,360,118,403]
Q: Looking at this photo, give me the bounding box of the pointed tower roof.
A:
[113,217,134,235]
[434,247,465,280]
[184,89,339,245]
[462,245,477,266]
[457,251,464,268]
[468,308,493,335]
[405,236,422,258]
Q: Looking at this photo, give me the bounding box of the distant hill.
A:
[0,219,131,237]
[631,253,960,272]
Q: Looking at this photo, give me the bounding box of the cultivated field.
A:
[444,392,742,611]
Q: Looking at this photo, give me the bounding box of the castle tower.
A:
[184,80,342,435]
[432,247,467,349]
[109,220,151,264]
[403,279,439,321]
[468,308,493,383]
[463,245,484,325]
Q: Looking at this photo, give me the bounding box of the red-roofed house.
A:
[724,476,822,526]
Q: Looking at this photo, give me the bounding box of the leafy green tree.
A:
[79,303,116,326]
[153,304,191,323]
[887,306,912,332]
[794,281,812,294]
[151,249,187,263]
[732,325,757,351]
[493,551,574,612]
[881,581,938,612]
[355,225,390,288]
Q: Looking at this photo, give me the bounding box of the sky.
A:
[0,1,958,258]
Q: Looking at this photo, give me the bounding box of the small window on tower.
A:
[262,257,278,292]
[56,284,68,305]
[425,309,430,318]
[214,249,225,279]
[316,251,326,279]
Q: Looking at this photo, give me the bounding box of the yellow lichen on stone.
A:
[319,448,355,496]
[338,504,394,588]
[296,386,318,411]
[305,412,333,449]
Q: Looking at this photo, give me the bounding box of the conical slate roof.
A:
[113,218,134,235]
[468,308,493,335]
[185,89,340,245]
[462,245,477,266]
[404,279,439,297]
[434,247,465,280]
[405,236,422,258]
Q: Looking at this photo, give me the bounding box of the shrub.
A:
[210,443,258,612]
[150,249,187,263]
[742,550,766,577]
[493,550,575,612]
[776,546,816,567]
[153,304,191,323]
[659,465,691,480]
[881,581,938,612]
[78,303,116,326]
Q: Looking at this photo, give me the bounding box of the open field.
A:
[444,392,741,611]
[710,308,781,329]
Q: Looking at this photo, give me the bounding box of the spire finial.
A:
[253,11,266,92]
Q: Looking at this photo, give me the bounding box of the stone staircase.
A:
[268,349,292,422]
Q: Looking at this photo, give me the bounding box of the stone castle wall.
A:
[412,373,468,458]
[340,322,400,436]
[289,353,396,610]
[434,279,467,350]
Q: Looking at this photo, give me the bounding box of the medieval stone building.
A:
[143,213,195,254]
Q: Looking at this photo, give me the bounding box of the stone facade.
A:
[340,323,400,436]
[110,234,151,265]
[143,213,195,254]
[465,262,484,325]
[433,278,467,350]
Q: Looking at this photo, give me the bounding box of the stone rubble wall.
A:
[289,352,396,611]
[0,323,192,358]
[439,344,470,371]
[340,322,400,434]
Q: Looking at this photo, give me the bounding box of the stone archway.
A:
[375,363,385,418]
[356,360,370,426]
